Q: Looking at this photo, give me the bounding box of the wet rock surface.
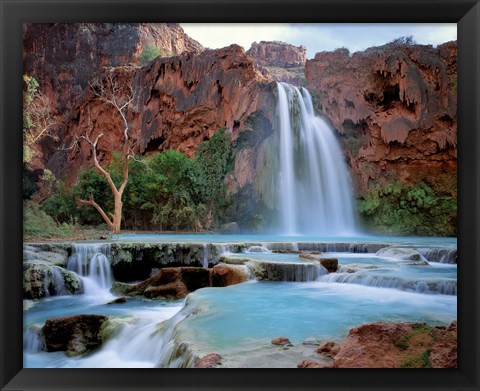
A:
[42,314,110,356]
[195,353,223,368]
[111,264,250,299]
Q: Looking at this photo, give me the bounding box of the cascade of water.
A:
[23,326,44,354]
[276,82,358,236]
[202,244,209,268]
[245,246,272,254]
[66,243,113,294]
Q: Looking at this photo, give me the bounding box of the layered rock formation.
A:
[39,44,274,184]
[246,41,306,86]
[305,42,457,198]
[23,23,203,114]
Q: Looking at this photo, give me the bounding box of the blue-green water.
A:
[24,235,457,368]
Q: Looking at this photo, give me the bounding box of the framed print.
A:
[1,0,479,390]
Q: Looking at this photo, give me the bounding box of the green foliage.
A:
[358,181,456,236]
[194,128,233,224]
[41,182,77,224]
[139,45,164,66]
[23,200,75,239]
[72,168,114,226]
[37,129,233,232]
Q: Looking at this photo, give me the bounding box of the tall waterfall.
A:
[276,82,358,236]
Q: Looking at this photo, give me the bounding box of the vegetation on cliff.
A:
[358,181,456,236]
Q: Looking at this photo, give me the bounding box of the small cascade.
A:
[66,243,113,294]
[23,326,44,354]
[202,244,209,268]
[48,266,68,296]
[276,82,358,236]
[248,260,323,282]
[319,273,457,295]
[419,248,457,264]
[245,246,272,254]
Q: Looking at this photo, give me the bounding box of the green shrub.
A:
[23,200,75,239]
[358,181,456,236]
[139,45,164,66]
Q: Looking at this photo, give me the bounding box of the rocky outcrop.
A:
[23,260,83,299]
[42,314,109,356]
[195,353,223,368]
[42,45,274,184]
[298,252,339,272]
[305,42,457,198]
[313,321,457,368]
[111,264,250,299]
[23,23,203,115]
[247,41,307,86]
[247,41,306,68]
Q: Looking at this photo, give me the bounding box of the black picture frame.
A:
[1,0,479,390]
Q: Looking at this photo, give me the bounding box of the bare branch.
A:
[77,194,114,230]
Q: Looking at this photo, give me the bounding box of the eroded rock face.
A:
[314,321,457,368]
[42,45,274,184]
[305,42,457,197]
[246,41,307,86]
[23,23,203,115]
[42,314,109,356]
[111,264,250,299]
[247,41,306,68]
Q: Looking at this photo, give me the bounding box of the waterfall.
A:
[66,243,113,294]
[276,82,358,236]
[202,244,209,268]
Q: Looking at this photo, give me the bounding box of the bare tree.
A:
[76,69,136,234]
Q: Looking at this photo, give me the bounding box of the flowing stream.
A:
[24,239,457,368]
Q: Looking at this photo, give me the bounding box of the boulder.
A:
[42,314,109,356]
[211,264,251,287]
[23,261,84,299]
[299,252,338,272]
[107,296,127,304]
[115,267,211,300]
[271,337,293,346]
[195,353,223,368]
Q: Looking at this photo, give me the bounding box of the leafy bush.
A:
[358,181,456,236]
[139,45,164,66]
[24,200,75,239]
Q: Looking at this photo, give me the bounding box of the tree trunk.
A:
[111,193,123,234]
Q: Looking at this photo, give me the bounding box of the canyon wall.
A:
[305,42,457,199]
[23,23,203,115]
[246,41,306,86]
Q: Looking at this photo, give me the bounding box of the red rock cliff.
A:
[305,42,457,197]
[23,23,203,115]
[246,41,306,86]
[43,45,274,183]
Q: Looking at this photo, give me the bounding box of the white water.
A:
[66,243,113,296]
[276,82,358,236]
